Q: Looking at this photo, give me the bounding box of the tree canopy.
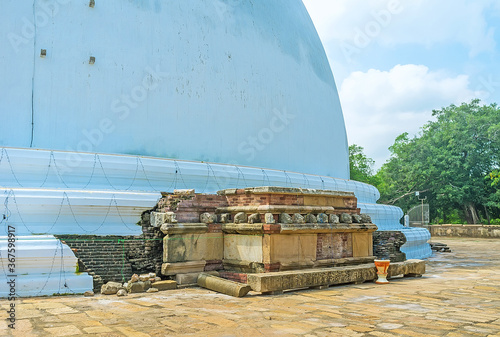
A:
[350,99,500,224]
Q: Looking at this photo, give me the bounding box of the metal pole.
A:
[421,198,424,227]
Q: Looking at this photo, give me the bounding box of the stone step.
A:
[246,259,426,293]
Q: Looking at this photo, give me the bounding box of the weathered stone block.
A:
[317,213,328,223]
[234,212,247,224]
[151,212,178,228]
[197,273,252,298]
[176,271,219,285]
[340,213,353,224]
[263,234,316,270]
[200,212,217,224]
[152,280,177,291]
[360,214,372,223]
[219,213,230,223]
[247,260,425,293]
[329,214,340,224]
[304,214,317,223]
[163,233,223,263]
[264,213,275,224]
[248,213,261,224]
[279,213,292,224]
[224,235,263,263]
[292,213,305,224]
[127,280,151,293]
[117,289,128,297]
[161,261,207,276]
[352,214,362,223]
[101,281,122,295]
[352,233,373,257]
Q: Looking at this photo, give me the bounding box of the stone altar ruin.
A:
[152,187,424,295]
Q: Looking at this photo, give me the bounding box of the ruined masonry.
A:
[151,187,424,294]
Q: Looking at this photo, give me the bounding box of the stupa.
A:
[0,0,430,296]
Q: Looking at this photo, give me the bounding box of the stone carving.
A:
[248,213,261,224]
[317,213,328,223]
[219,213,230,223]
[305,214,317,223]
[234,212,247,224]
[352,214,362,223]
[340,213,353,224]
[360,214,372,223]
[292,213,305,224]
[265,213,275,224]
[151,211,179,227]
[279,213,293,224]
[329,214,340,224]
[200,212,216,224]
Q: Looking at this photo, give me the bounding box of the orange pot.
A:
[374,260,390,284]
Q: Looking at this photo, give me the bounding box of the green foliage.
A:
[349,144,379,185]
[376,99,500,224]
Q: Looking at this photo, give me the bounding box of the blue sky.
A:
[303,0,500,169]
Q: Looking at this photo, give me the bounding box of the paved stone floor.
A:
[1,237,500,337]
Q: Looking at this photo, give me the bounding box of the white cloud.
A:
[339,64,486,168]
[303,0,497,57]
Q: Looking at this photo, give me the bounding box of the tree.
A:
[377,100,500,224]
[349,144,376,184]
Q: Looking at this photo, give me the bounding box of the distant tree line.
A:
[349,99,500,225]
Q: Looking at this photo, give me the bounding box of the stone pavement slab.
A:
[1,237,500,336]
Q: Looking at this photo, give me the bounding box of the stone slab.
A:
[151,280,177,291]
[161,261,207,276]
[224,234,263,263]
[160,223,208,234]
[247,260,425,293]
[352,232,373,257]
[163,233,223,263]
[263,234,316,269]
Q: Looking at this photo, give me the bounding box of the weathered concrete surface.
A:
[247,260,425,293]
[3,238,500,336]
[197,273,252,298]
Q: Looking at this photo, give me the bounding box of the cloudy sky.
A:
[302,0,500,169]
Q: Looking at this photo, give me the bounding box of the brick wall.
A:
[372,231,406,262]
[56,235,145,291]
[316,233,353,260]
[56,212,165,291]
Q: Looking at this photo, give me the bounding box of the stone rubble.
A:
[430,242,452,252]
[101,281,123,295]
